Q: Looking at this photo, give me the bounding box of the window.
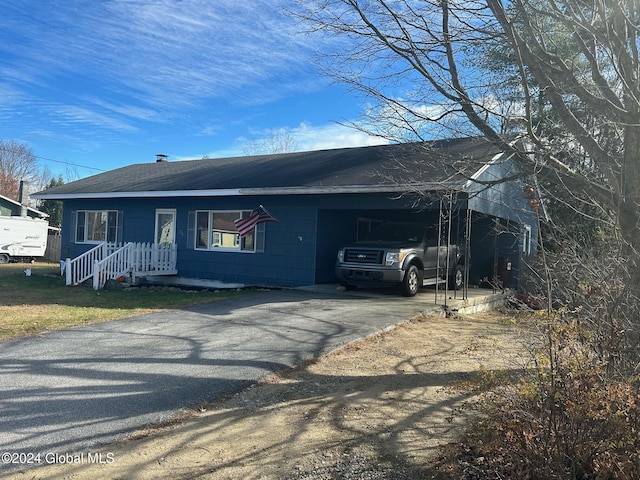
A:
[76,210,120,243]
[193,210,263,252]
[522,224,532,255]
[155,209,175,245]
[357,218,383,241]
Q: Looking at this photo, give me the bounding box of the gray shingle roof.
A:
[34,137,503,199]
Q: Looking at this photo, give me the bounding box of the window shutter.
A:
[116,211,124,243]
[255,222,265,253]
[187,211,195,249]
[70,211,77,243]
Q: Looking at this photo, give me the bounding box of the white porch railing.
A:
[127,242,178,282]
[64,242,177,289]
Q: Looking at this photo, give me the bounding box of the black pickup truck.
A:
[335,222,464,296]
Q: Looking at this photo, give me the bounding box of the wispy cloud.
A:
[293,122,390,151]
[1,0,383,175]
[0,83,26,110]
[201,122,389,159]
[0,1,320,126]
[53,105,139,132]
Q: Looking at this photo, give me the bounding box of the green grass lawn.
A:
[0,262,248,341]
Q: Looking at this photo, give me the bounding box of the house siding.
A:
[177,205,319,286]
[467,157,539,288]
[468,156,538,227]
[61,192,447,287]
[62,197,320,286]
[468,214,527,288]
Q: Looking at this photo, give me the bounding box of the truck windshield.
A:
[365,223,424,243]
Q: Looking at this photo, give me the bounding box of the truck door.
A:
[424,229,449,280]
[423,237,439,278]
[422,226,443,279]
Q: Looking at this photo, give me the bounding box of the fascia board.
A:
[463,152,505,191]
[32,183,464,200]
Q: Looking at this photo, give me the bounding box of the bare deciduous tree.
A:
[0,140,46,200]
[298,0,640,251]
[297,3,640,473]
[242,128,298,155]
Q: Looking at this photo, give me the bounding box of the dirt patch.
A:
[7,311,524,480]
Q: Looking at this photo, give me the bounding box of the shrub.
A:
[463,318,640,479]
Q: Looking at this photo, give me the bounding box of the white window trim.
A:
[522,224,532,255]
[75,210,119,244]
[155,208,176,245]
[194,209,258,253]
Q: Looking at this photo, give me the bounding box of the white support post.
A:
[65,258,72,286]
[92,259,100,290]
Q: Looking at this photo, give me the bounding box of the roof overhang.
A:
[32,182,467,200]
[0,194,49,218]
[463,151,505,189]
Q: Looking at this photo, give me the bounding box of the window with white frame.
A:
[193,210,264,252]
[75,210,120,243]
[522,224,532,255]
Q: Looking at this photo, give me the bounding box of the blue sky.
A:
[0,1,389,180]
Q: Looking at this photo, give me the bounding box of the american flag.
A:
[234,205,279,237]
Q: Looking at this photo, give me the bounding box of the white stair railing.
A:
[92,243,133,290]
[65,242,177,289]
[64,243,113,286]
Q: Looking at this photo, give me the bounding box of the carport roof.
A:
[34,137,505,200]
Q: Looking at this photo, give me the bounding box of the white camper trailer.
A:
[0,216,49,263]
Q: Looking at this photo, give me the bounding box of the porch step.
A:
[143,276,245,290]
[452,291,505,314]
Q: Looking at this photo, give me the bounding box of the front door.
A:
[155,209,176,245]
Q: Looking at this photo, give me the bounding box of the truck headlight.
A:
[337,249,345,263]
[385,252,405,266]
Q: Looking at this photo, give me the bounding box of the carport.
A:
[315,183,535,299]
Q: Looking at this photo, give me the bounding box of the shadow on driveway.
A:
[0,288,430,466]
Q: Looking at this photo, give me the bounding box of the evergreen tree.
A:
[39,177,64,228]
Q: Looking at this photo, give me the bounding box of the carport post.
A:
[446,192,454,300]
[435,198,443,306]
[464,208,472,300]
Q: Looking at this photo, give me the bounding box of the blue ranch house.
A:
[33,137,538,290]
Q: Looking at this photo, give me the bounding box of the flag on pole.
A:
[234,205,279,237]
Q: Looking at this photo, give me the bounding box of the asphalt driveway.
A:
[0,288,430,470]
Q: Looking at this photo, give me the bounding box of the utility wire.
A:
[0,145,108,173]
[34,154,108,173]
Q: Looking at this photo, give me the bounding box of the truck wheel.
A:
[401,265,420,297]
[449,265,464,290]
[0,254,9,264]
